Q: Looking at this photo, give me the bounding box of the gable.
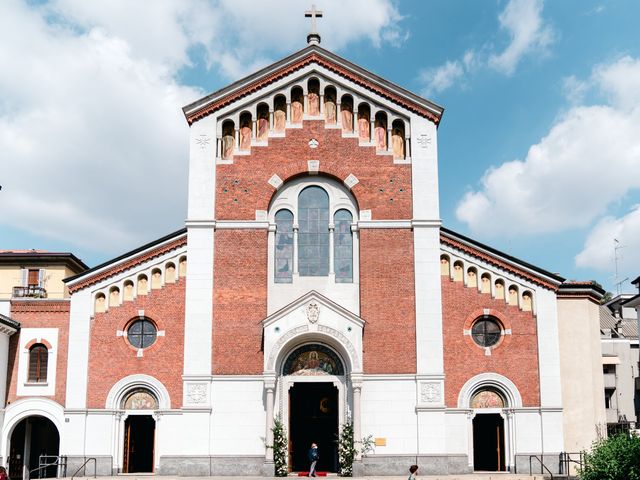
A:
[183,45,443,125]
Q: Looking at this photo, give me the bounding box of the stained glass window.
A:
[471,317,502,347]
[274,209,294,283]
[334,209,353,283]
[298,186,329,276]
[127,318,157,349]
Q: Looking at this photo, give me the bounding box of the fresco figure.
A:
[392,127,404,158]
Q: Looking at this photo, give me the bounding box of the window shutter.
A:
[21,268,28,287]
[28,345,48,382]
[38,269,45,287]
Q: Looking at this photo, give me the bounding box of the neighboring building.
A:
[0,33,612,478]
[600,295,639,433]
[0,251,87,301]
[621,276,640,429]
[556,283,606,463]
[0,251,87,480]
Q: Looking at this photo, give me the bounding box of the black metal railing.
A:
[70,457,96,480]
[559,451,584,475]
[529,454,554,479]
[28,455,67,479]
[13,285,47,298]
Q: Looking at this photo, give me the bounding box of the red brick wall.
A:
[86,281,185,408]
[7,301,70,405]
[212,230,267,374]
[216,120,412,221]
[441,278,540,407]
[360,229,417,373]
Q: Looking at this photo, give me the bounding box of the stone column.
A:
[269,110,274,131]
[319,94,324,115]
[265,381,275,460]
[286,103,291,123]
[252,120,257,138]
[293,225,299,275]
[234,128,240,148]
[336,103,342,128]
[387,128,392,153]
[328,223,335,275]
[369,119,375,143]
[406,136,411,158]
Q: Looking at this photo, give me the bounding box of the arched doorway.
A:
[283,344,345,473]
[121,389,157,473]
[471,389,506,472]
[9,416,60,480]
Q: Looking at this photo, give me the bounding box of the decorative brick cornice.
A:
[68,236,187,294]
[11,300,70,313]
[440,234,558,291]
[186,52,441,125]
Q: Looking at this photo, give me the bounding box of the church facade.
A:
[0,39,608,477]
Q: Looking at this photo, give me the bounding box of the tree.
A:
[579,432,640,480]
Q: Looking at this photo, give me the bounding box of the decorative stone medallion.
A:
[416,134,431,149]
[195,134,211,150]
[308,138,319,148]
[344,173,359,189]
[268,174,283,189]
[420,381,441,403]
[186,383,207,404]
[306,302,320,323]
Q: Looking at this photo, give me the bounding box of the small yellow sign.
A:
[374,437,387,447]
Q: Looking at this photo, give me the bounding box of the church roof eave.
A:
[440,227,565,290]
[64,228,187,293]
[183,44,444,126]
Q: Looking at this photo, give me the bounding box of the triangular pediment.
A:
[183,44,443,125]
[262,290,364,329]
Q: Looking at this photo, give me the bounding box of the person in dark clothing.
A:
[308,442,319,477]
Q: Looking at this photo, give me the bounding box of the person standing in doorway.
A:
[308,442,319,477]
[408,464,419,480]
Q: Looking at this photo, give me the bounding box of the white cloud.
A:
[489,0,554,75]
[0,0,405,257]
[456,56,640,253]
[419,60,464,97]
[419,0,554,96]
[575,205,640,275]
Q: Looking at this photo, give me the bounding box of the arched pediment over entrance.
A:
[263,290,363,374]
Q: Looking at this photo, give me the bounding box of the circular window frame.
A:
[470,316,503,348]
[126,317,158,349]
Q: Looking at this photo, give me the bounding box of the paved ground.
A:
[70,475,551,480]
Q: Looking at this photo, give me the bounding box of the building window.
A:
[334,209,353,283]
[604,388,615,409]
[471,317,502,347]
[28,344,48,383]
[275,209,294,283]
[127,318,157,349]
[298,186,330,276]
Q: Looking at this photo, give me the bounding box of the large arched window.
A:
[298,186,330,276]
[334,210,353,283]
[275,209,294,283]
[28,344,48,383]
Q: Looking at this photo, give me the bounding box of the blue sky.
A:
[1,0,639,292]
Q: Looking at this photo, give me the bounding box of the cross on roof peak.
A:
[305,4,323,45]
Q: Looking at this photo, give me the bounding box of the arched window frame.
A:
[28,343,48,383]
[269,177,358,284]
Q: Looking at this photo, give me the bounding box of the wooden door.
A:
[123,419,131,473]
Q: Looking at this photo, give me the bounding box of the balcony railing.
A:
[604,372,617,389]
[12,285,47,298]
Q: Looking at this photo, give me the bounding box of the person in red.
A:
[0,465,8,480]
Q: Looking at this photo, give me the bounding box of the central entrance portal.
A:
[123,415,155,473]
[472,413,505,471]
[289,383,339,473]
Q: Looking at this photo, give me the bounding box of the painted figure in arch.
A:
[239,117,252,150]
[324,92,336,124]
[220,123,236,160]
[375,117,387,150]
[392,127,405,158]
[292,94,304,123]
[257,110,269,141]
[341,105,353,132]
[274,108,286,132]
[308,91,320,116]
[358,112,370,141]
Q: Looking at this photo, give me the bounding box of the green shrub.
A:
[579,432,640,480]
